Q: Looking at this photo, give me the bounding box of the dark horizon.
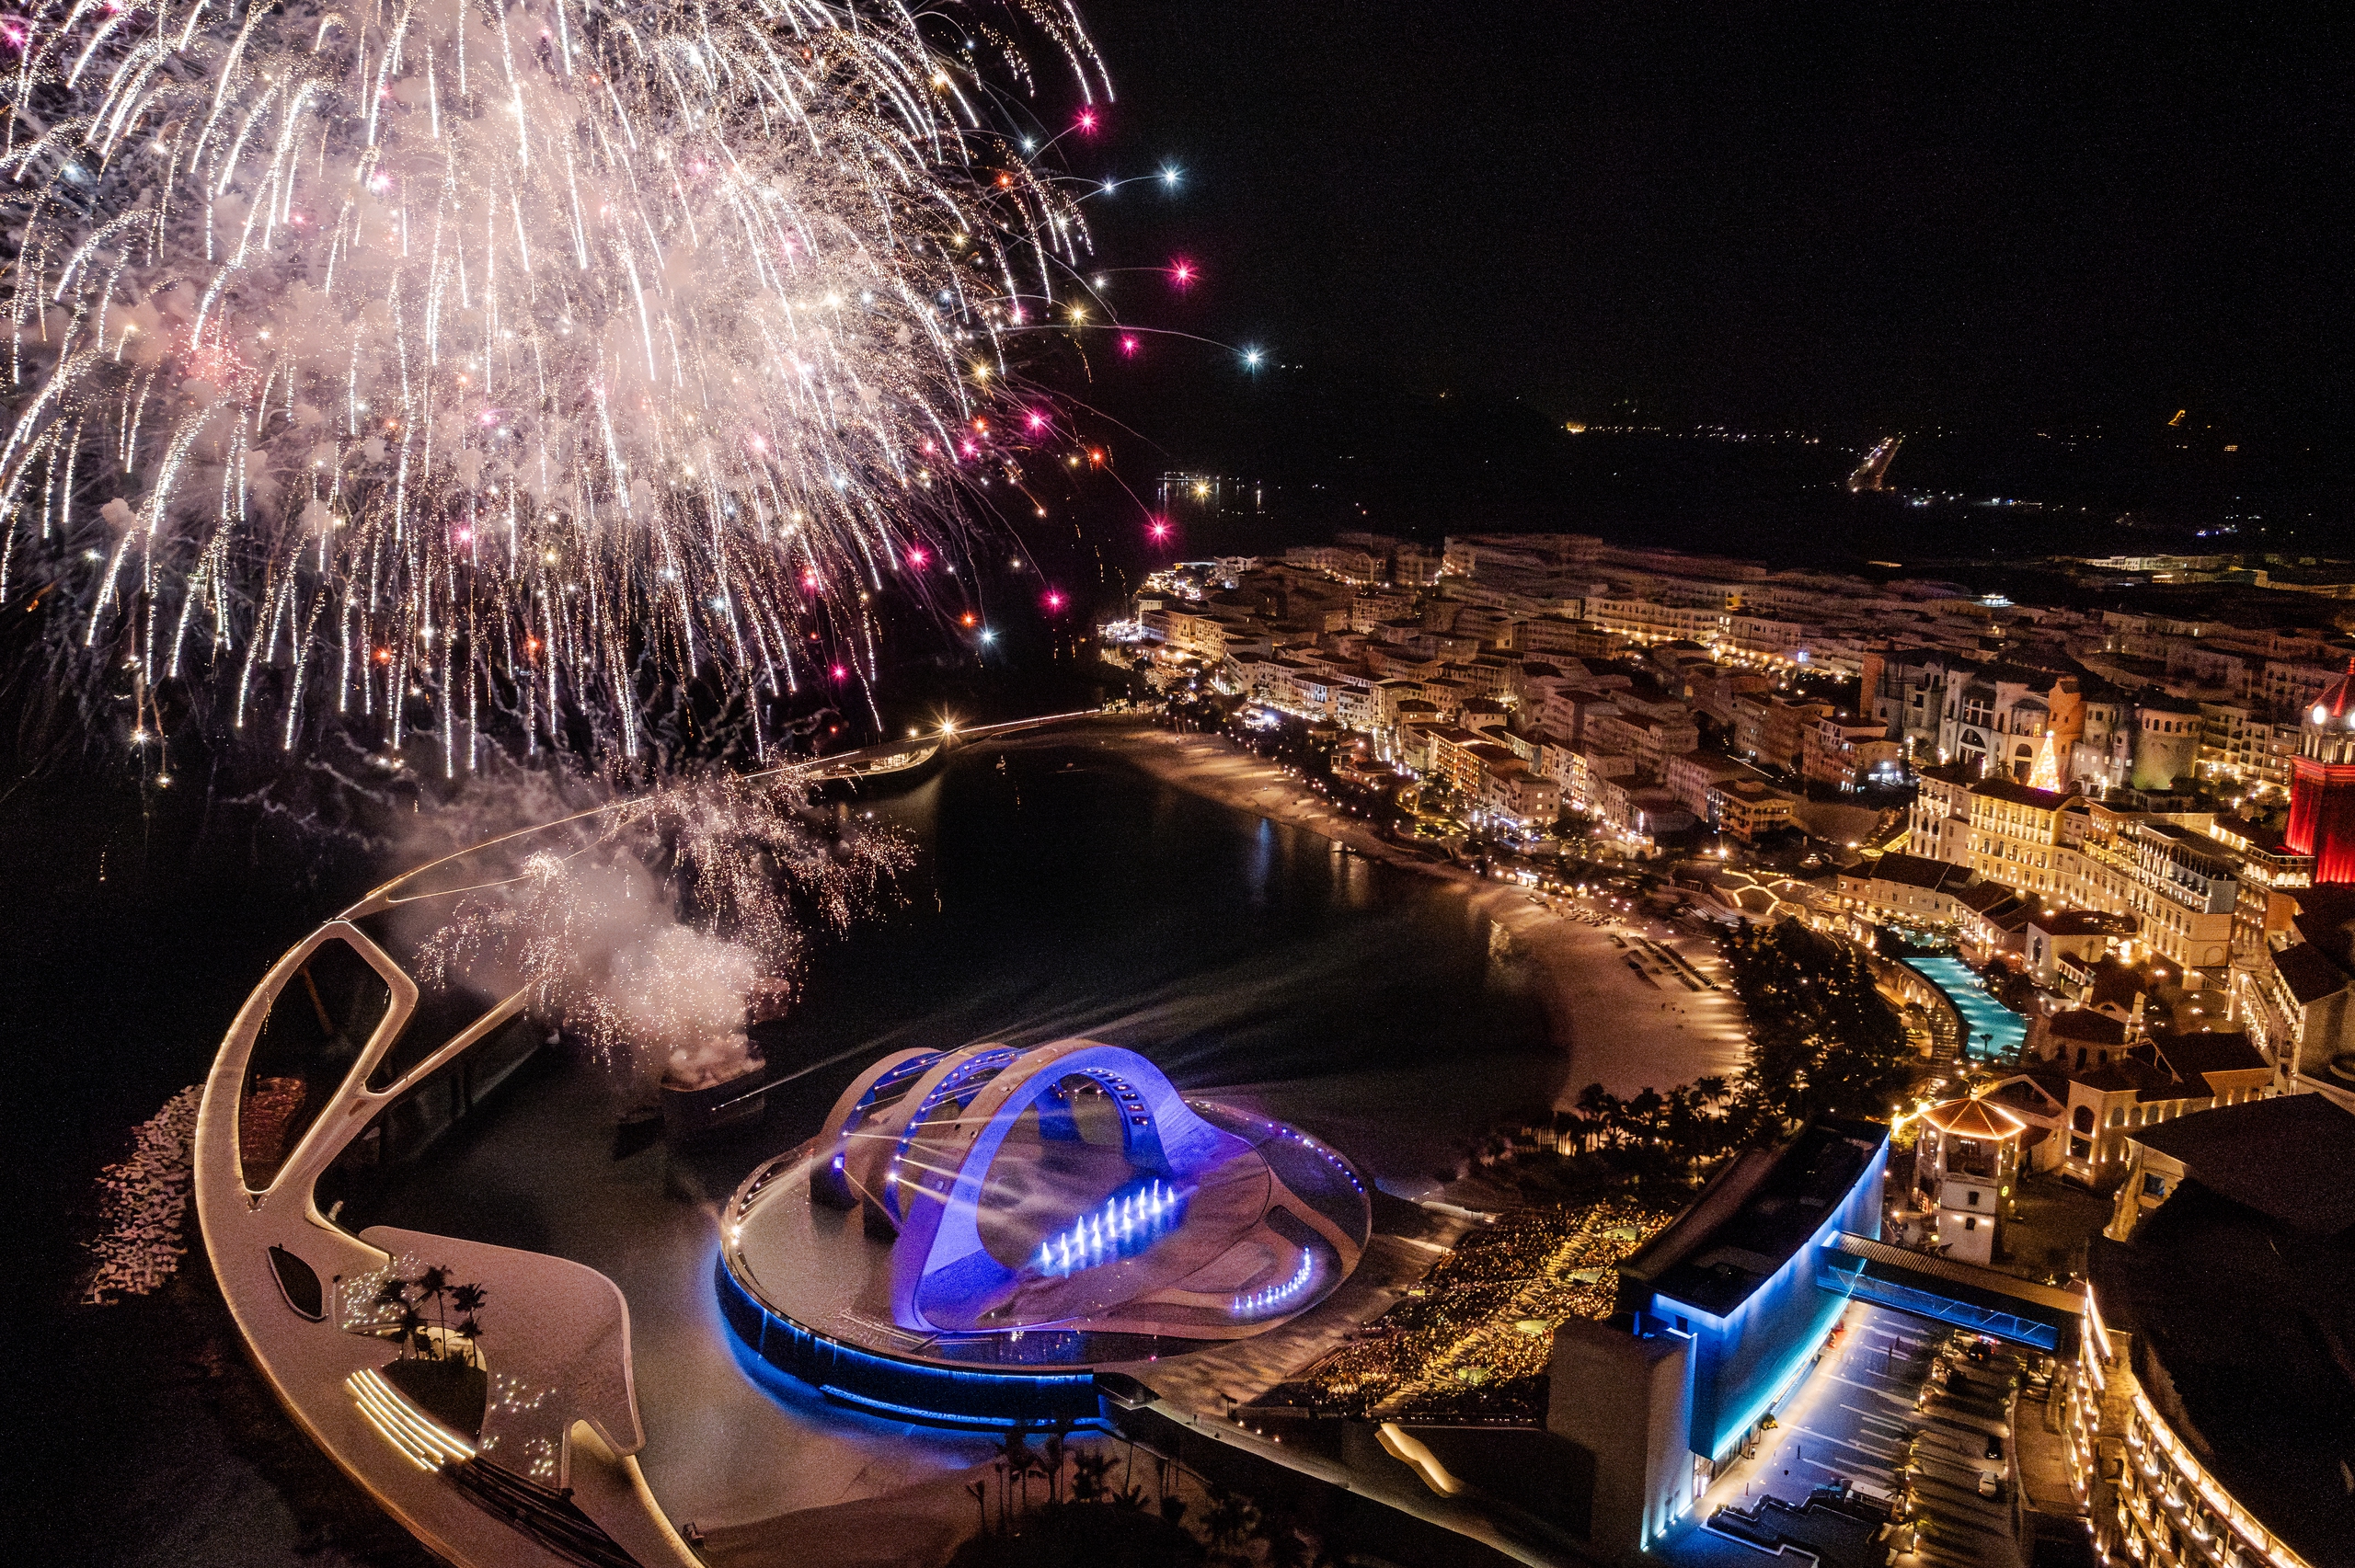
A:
[1067,1,2351,448]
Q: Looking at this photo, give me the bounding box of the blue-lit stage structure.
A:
[1547,1118,1894,1555]
[1548,1116,2091,1559]
[718,1038,1370,1428]
[1622,1118,1891,1465]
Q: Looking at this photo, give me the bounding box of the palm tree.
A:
[1203,1482,1258,1561]
[416,1265,453,1356]
[993,1428,1041,1520]
[1257,1505,1313,1568]
[396,1302,427,1359]
[448,1283,488,1364]
[1042,1427,1068,1505]
[1023,1446,1050,1516]
[1072,1450,1112,1504]
[373,1275,410,1331]
[964,1479,987,1538]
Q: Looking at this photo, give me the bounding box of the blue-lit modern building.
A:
[1546,1117,1889,1554]
[718,1038,1369,1428]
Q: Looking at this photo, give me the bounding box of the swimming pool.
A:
[1902,956,2028,1060]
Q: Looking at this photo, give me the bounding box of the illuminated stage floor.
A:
[727,1099,1370,1378]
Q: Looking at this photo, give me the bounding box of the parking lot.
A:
[1659,1302,2039,1568]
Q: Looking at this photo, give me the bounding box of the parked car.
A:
[1978,1471,2001,1499]
[1984,1435,2005,1462]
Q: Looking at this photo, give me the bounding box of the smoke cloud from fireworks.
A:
[417,771,910,1094]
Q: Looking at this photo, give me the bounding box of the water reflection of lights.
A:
[1035,1180,1187,1277]
[1233,1249,1315,1318]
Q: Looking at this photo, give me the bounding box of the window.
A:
[2143,1173,2166,1198]
[1966,1190,1981,1207]
[1963,1217,1978,1230]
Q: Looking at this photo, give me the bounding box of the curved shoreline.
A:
[1025,720,1750,1108]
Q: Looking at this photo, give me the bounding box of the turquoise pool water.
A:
[1902,956,2028,1060]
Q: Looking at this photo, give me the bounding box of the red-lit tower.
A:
[2285,659,2355,885]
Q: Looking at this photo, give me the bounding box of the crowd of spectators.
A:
[1252,1197,1671,1423]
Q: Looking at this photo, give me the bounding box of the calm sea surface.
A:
[776,741,1559,1175]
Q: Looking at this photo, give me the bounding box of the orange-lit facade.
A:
[2067,1289,2317,1568]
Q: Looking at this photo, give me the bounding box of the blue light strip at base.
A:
[716,1255,1109,1430]
[819,1382,1114,1434]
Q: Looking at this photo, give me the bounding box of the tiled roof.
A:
[1970,778,2074,810]
[2131,1094,2355,1237]
[2144,1028,2266,1085]
[1918,1097,2027,1139]
[1861,853,1974,892]
[2269,941,2350,1008]
[2047,1011,2128,1045]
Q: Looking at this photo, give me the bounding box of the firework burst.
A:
[0,0,1108,772]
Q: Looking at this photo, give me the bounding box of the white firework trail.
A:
[0,0,1108,773]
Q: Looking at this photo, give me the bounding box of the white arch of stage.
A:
[813,1039,1259,1331]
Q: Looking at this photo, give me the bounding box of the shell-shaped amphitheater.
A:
[719,1037,1370,1426]
[192,728,1371,1568]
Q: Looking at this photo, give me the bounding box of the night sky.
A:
[1068,2,2351,441]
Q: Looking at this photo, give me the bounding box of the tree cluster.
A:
[375,1265,488,1365]
[950,1426,1323,1568]
[1725,920,1911,1126]
[1558,1076,1740,1174]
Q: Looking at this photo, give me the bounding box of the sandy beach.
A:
[1040,722,1749,1108]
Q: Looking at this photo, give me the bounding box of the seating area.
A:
[1250,1197,1672,1423]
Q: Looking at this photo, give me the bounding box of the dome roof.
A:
[1918,1095,2026,1139]
[2305,657,2355,730]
